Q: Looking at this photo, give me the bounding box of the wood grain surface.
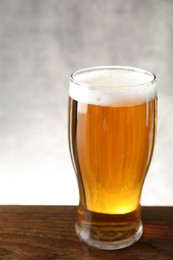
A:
[0,206,172,259]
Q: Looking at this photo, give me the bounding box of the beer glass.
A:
[68,66,157,250]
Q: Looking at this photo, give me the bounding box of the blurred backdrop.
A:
[0,0,172,205]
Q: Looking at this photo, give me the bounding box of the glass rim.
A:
[70,66,156,90]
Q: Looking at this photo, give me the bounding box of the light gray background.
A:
[0,0,172,205]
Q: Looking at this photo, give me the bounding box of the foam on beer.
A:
[70,67,157,106]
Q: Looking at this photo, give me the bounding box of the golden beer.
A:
[68,66,157,249]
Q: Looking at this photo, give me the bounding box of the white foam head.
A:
[69,66,157,106]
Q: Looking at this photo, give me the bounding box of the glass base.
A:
[75,222,143,250]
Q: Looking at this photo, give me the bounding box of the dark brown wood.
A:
[0,206,172,259]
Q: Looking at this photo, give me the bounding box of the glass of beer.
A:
[68,66,157,250]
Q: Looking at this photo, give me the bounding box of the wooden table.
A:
[0,206,172,259]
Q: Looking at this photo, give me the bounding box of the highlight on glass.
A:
[68,66,157,250]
